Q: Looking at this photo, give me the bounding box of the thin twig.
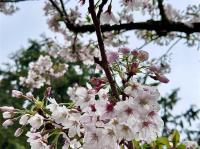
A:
[97,0,109,19]
[88,0,119,101]
[59,0,68,17]
[136,36,160,50]
[156,38,181,63]
[142,38,181,84]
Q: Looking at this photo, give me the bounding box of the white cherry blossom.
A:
[26,131,49,149]
[28,114,44,130]
[19,114,30,125]
[100,11,119,25]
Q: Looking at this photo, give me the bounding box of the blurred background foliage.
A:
[0,39,200,148]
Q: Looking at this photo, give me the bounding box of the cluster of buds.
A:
[106,47,169,85]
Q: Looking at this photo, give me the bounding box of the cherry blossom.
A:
[28,114,44,130]
[19,114,31,125]
[100,11,118,25]
[19,55,68,89]
[121,0,149,11]
[100,4,119,25]
[26,132,49,149]
[0,0,199,148]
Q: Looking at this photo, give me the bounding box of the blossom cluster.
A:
[1,49,168,149]
[1,48,199,148]
[1,83,163,149]
[106,47,169,84]
[19,55,68,89]
[1,0,200,148]
[48,45,99,65]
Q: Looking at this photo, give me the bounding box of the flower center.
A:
[125,107,133,115]
[106,103,114,112]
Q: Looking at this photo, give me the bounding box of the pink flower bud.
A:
[106,52,119,63]
[3,112,13,119]
[12,90,23,98]
[79,0,85,5]
[2,119,14,128]
[26,92,34,99]
[14,128,23,137]
[131,50,139,57]
[138,50,149,61]
[119,47,130,54]
[19,114,30,125]
[131,62,139,74]
[90,77,105,87]
[0,106,15,112]
[149,66,160,73]
[157,75,169,83]
[44,87,51,97]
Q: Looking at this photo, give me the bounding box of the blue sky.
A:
[0,0,200,115]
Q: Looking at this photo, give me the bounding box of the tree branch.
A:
[97,0,108,19]
[65,20,200,34]
[3,0,200,35]
[88,0,119,101]
[127,141,134,149]
[157,0,168,21]
[59,0,67,17]
[48,1,200,35]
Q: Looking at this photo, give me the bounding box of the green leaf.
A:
[133,140,142,149]
[120,144,125,149]
[171,130,180,147]
[177,144,186,149]
[85,15,91,23]
[157,137,170,148]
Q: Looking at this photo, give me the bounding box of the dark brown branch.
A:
[59,0,67,17]
[88,0,119,101]
[127,141,134,149]
[66,20,200,34]
[97,0,108,19]
[3,0,200,35]
[48,0,200,35]
[157,0,168,21]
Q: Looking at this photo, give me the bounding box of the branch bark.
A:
[64,20,200,34]
[88,0,119,101]
[47,0,200,35]
[3,0,200,35]
[157,0,168,21]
